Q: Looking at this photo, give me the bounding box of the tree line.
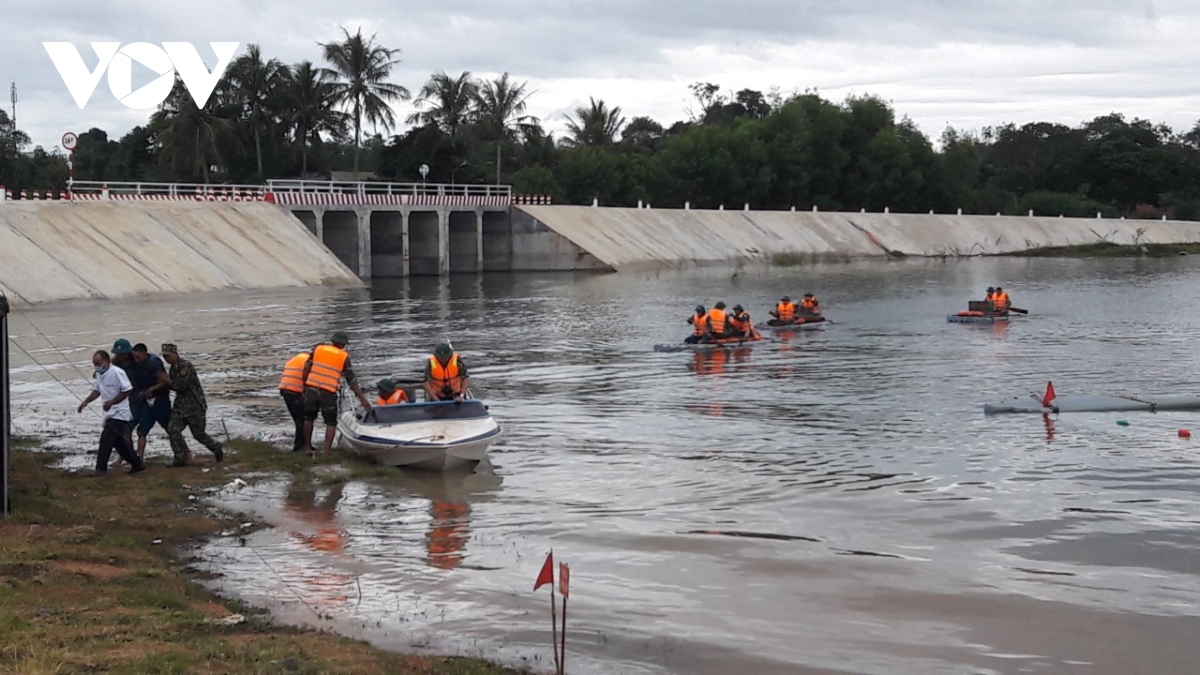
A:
[3,29,1200,219]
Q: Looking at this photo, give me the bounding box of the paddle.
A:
[1008,307,1029,315]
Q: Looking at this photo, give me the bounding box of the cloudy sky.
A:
[3,0,1200,154]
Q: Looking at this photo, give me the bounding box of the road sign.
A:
[61,131,78,151]
[418,163,430,178]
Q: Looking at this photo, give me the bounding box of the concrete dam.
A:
[6,184,1200,305]
[0,201,360,306]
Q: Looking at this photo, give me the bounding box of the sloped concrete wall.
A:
[0,201,362,306]
[515,206,1200,271]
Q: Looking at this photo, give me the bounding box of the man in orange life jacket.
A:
[728,304,753,338]
[301,331,372,455]
[685,305,708,344]
[703,301,731,342]
[800,293,820,315]
[424,343,471,402]
[769,296,797,325]
[376,378,409,405]
[279,351,310,452]
[992,287,1011,315]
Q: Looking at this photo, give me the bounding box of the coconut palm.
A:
[407,70,478,136]
[284,61,348,175]
[319,27,410,173]
[228,44,288,177]
[151,78,236,183]
[564,97,626,147]
[476,72,539,141]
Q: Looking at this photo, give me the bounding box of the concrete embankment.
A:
[515,206,1200,271]
[0,201,361,306]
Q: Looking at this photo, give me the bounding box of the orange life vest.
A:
[800,297,818,312]
[729,311,750,333]
[776,301,796,322]
[689,313,708,336]
[707,308,728,334]
[279,352,309,393]
[994,292,1010,312]
[376,390,408,406]
[304,344,349,393]
[428,354,465,395]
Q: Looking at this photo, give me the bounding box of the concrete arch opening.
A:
[369,210,405,277]
[448,211,479,273]
[323,210,360,275]
[482,212,511,271]
[293,210,319,237]
[409,211,441,276]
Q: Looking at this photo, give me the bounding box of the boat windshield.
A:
[363,400,490,424]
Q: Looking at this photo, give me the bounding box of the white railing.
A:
[68,181,267,197]
[266,179,511,199]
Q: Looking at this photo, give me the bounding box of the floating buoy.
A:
[1180,429,1192,439]
[1116,420,1129,426]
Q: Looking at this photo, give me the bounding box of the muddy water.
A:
[10,257,1200,674]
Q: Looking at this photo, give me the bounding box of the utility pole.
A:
[9,82,16,130]
[1,292,10,517]
[495,144,501,185]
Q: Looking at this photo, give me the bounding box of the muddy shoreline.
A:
[0,440,524,675]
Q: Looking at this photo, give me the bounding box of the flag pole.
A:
[550,584,560,675]
[560,592,568,674]
[558,562,570,675]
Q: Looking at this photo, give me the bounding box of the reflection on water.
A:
[9,256,1200,674]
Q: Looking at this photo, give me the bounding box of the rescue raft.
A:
[755,315,829,331]
[653,332,766,353]
[947,313,1011,324]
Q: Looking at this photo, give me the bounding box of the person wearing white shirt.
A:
[77,350,146,475]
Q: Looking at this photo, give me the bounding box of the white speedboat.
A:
[337,386,501,471]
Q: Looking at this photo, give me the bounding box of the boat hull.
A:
[654,336,765,353]
[754,319,827,331]
[984,394,1200,415]
[337,401,501,470]
[948,314,1010,323]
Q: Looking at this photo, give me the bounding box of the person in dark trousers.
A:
[279,351,310,452]
[161,343,224,466]
[77,350,146,475]
[128,343,172,461]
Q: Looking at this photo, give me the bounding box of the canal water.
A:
[8,256,1200,674]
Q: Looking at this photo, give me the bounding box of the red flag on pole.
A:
[1042,380,1056,408]
[534,551,555,591]
[558,562,570,598]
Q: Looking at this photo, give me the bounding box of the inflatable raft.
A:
[755,315,829,331]
[948,313,1010,324]
[654,333,766,353]
[984,393,1200,415]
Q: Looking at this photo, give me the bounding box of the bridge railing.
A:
[266,180,511,199]
[68,181,267,197]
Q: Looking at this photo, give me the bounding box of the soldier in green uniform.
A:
[161,343,224,467]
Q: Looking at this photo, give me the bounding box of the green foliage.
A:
[7,46,1200,220]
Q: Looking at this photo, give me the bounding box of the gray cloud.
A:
[2,0,1199,152]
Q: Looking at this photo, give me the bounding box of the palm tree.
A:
[476,72,539,141]
[319,27,410,173]
[228,44,288,177]
[284,61,348,175]
[407,70,478,136]
[564,97,626,147]
[151,78,236,183]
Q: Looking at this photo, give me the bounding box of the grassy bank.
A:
[1007,242,1200,258]
[0,439,519,675]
